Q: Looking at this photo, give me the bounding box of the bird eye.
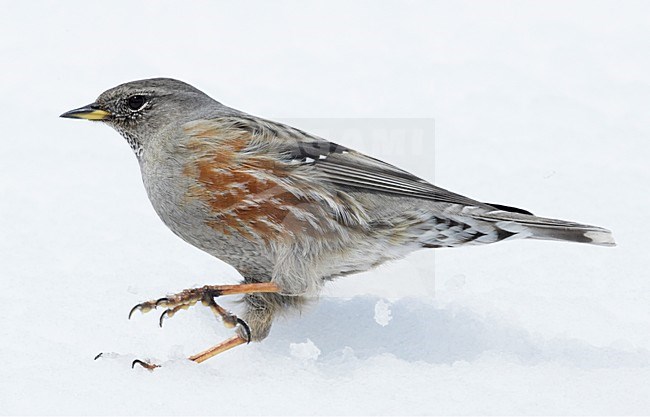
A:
[127,95,147,111]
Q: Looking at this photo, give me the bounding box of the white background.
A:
[1,1,649,414]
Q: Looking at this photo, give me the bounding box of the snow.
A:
[289,339,321,362]
[374,299,393,327]
[1,0,650,414]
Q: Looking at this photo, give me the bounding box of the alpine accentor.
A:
[61,78,615,367]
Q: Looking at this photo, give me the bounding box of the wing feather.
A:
[197,115,496,209]
[292,143,491,208]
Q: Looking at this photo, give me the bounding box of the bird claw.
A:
[155,297,170,307]
[237,318,251,343]
[128,303,146,320]
[159,310,169,327]
[132,359,160,371]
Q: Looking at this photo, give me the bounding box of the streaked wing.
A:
[279,128,491,208]
[195,115,496,209]
[310,150,489,207]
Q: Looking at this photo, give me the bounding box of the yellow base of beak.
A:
[60,105,111,120]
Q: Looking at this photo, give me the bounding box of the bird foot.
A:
[128,286,250,342]
[124,282,280,366]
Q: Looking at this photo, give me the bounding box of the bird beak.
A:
[60,104,111,121]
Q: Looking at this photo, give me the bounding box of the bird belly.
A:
[140,157,275,280]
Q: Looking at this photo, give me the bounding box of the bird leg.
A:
[129,282,280,369]
[132,334,249,370]
[188,334,249,363]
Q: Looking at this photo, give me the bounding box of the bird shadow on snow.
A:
[261,296,650,369]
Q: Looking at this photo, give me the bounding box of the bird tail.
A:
[471,210,616,247]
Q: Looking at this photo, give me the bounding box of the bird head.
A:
[60,78,216,157]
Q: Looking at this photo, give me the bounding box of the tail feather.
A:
[473,210,616,247]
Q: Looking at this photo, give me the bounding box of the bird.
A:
[61,78,615,368]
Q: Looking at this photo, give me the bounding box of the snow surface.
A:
[2,1,650,414]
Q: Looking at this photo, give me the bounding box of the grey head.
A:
[61,78,224,157]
